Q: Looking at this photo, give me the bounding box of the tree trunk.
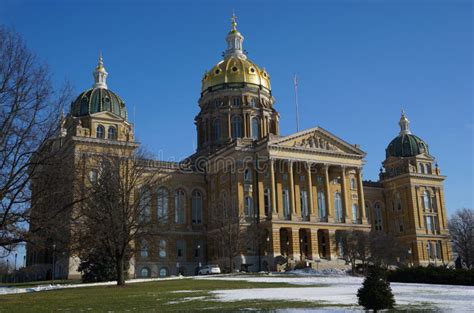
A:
[116,256,125,286]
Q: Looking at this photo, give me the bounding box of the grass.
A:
[0,278,334,312]
[0,279,81,288]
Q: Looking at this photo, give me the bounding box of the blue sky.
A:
[1,0,472,217]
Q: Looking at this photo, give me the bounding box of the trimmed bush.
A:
[357,266,395,312]
[388,266,474,286]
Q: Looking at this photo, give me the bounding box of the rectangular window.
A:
[300,190,308,218]
[233,97,241,106]
[176,240,186,259]
[264,188,270,216]
[283,189,290,218]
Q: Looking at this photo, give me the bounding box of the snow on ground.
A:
[197,274,474,312]
[0,276,188,295]
[1,271,473,312]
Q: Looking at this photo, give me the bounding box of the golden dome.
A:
[201,55,271,92]
[201,13,271,93]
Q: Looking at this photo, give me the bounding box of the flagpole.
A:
[294,74,300,132]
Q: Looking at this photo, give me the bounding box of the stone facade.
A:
[26,17,451,280]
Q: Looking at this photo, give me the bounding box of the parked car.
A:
[198,264,221,275]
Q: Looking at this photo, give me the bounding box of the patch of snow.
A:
[0,275,188,295]
[206,275,474,312]
[170,290,203,293]
[167,296,207,305]
[285,268,349,276]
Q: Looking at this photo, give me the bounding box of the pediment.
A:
[90,111,128,122]
[270,126,365,156]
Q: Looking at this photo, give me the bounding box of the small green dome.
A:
[70,87,128,120]
[386,133,429,158]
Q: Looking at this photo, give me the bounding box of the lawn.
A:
[0,278,334,312]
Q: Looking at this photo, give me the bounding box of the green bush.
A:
[357,266,395,312]
[388,266,474,286]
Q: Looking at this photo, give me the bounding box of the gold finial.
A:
[231,10,237,31]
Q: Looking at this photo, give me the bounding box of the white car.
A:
[198,264,221,275]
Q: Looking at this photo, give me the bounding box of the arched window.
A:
[231,116,242,138]
[192,190,203,224]
[282,189,290,218]
[365,202,370,220]
[419,163,425,174]
[251,117,259,140]
[374,203,383,231]
[140,267,150,278]
[213,118,221,141]
[352,204,358,222]
[317,191,326,219]
[107,126,117,140]
[334,192,343,221]
[175,189,185,224]
[244,168,252,183]
[426,163,432,174]
[423,190,431,211]
[300,190,308,218]
[140,241,148,258]
[96,125,105,139]
[244,196,253,217]
[159,239,167,258]
[157,187,169,222]
[159,267,168,277]
[395,193,402,211]
[140,189,152,223]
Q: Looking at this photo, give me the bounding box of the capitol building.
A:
[27,16,451,279]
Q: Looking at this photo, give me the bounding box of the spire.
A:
[93,51,108,89]
[224,12,246,59]
[399,109,411,135]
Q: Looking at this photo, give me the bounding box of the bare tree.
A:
[339,230,370,273]
[207,202,256,272]
[0,26,71,251]
[74,147,158,285]
[449,208,473,268]
[369,232,407,268]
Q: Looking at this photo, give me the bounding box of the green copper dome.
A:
[70,87,128,120]
[386,133,429,158]
[385,111,429,158]
[70,54,128,120]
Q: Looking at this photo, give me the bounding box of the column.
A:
[271,228,281,258]
[328,229,338,260]
[243,113,248,138]
[227,113,231,139]
[340,166,350,223]
[323,165,333,222]
[356,167,367,224]
[290,228,301,261]
[310,229,320,261]
[270,159,277,218]
[257,168,266,220]
[288,161,296,219]
[307,163,316,221]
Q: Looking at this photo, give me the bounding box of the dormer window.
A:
[96,125,105,139]
[108,126,117,140]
